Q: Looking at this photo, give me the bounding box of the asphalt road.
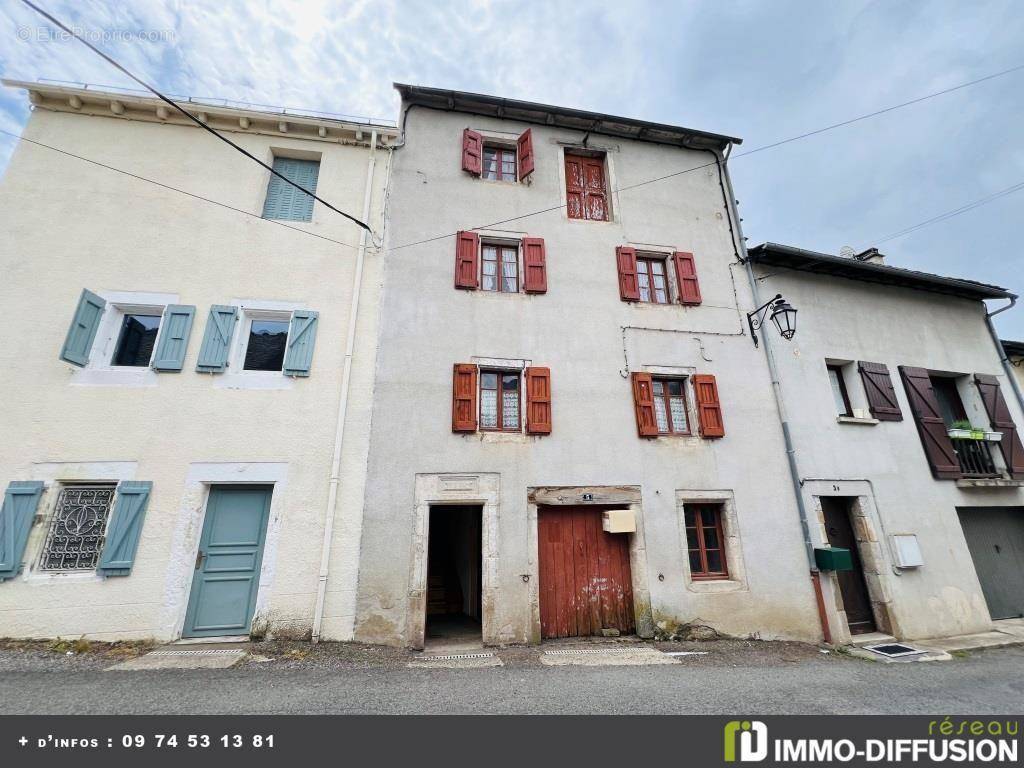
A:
[2,645,1023,715]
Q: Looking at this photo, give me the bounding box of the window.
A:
[482,146,517,181]
[827,364,853,417]
[482,244,519,292]
[652,377,690,434]
[637,256,669,304]
[262,157,320,222]
[480,369,520,431]
[565,151,609,221]
[40,485,115,571]
[930,375,967,427]
[111,313,161,367]
[684,504,728,579]
[242,318,290,372]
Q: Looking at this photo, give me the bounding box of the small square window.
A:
[637,256,670,304]
[481,244,519,293]
[480,369,521,431]
[40,484,116,571]
[652,376,690,434]
[827,364,853,417]
[684,504,728,579]
[243,319,289,371]
[482,146,517,181]
[111,313,161,367]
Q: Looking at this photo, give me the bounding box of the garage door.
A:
[538,506,635,638]
[958,507,1024,620]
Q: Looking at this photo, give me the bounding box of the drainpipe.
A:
[985,297,1024,415]
[312,129,379,644]
[717,152,832,644]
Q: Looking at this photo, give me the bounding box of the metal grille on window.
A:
[40,485,115,571]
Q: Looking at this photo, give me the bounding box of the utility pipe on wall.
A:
[312,129,379,644]
[985,297,1024,416]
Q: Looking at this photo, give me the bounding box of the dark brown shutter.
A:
[974,373,1024,478]
[525,366,552,434]
[522,237,547,293]
[672,251,702,305]
[452,363,478,432]
[899,366,961,479]
[693,374,725,438]
[857,362,903,421]
[462,129,482,175]
[631,372,658,437]
[517,129,535,180]
[616,246,640,301]
[454,230,479,289]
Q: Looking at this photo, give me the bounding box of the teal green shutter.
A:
[195,305,238,373]
[151,304,196,372]
[0,481,44,582]
[282,310,319,377]
[261,158,320,222]
[98,481,152,577]
[59,289,106,367]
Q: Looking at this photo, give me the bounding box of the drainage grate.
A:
[544,648,642,655]
[148,649,246,657]
[863,643,925,658]
[416,652,494,661]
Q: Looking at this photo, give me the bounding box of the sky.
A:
[1,0,1022,335]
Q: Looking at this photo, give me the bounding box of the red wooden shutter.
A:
[522,237,547,293]
[582,156,609,221]
[454,230,479,289]
[525,366,552,434]
[631,372,658,437]
[693,374,725,438]
[616,246,640,301]
[899,366,961,479]
[975,373,1024,478]
[517,129,535,180]
[452,363,478,432]
[462,129,482,175]
[857,362,903,421]
[672,251,702,305]
[564,154,584,219]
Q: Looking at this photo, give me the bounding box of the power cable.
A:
[18,0,373,233]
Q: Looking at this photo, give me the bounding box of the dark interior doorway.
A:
[821,497,877,635]
[425,505,482,646]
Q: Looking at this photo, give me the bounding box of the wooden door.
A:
[538,506,635,638]
[958,507,1024,619]
[821,497,876,635]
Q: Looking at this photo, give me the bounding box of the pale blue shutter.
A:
[195,305,238,373]
[98,481,152,577]
[0,481,44,582]
[261,158,320,222]
[151,304,196,372]
[60,289,106,367]
[282,310,319,377]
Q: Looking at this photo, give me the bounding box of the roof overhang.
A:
[1000,339,1024,358]
[747,242,1015,302]
[394,83,741,152]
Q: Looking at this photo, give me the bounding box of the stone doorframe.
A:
[408,473,500,649]
[802,480,902,644]
[525,485,654,643]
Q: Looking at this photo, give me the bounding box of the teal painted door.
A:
[183,486,272,638]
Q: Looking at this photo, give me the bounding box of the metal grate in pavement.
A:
[148,649,246,657]
[417,652,495,661]
[544,648,648,655]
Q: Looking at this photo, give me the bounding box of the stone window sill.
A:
[837,416,879,426]
[956,477,1024,489]
[686,578,746,594]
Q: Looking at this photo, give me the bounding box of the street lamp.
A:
[747,294,797,348]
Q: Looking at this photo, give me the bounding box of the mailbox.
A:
[602,509,636,534]
[814,546,853,571]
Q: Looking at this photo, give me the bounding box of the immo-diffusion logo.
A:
[724,720,769,762]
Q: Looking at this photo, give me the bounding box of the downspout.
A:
[985,297,1024,415]
[717,150,832,644]
[312,129,379,644]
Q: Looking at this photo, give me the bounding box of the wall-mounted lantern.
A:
[747,294,798,348]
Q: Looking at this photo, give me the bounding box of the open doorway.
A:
[821,496,877,635]
[425,505,482,648]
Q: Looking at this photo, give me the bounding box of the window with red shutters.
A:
[651,377,690,434]
[636,256,670,304]
[616,246,640,301]
[481,243,518,292]
[462,129,483,175]
[565,152,609,221]
[693,374,725,438]
[454,231,480,289]
[452,364,478,432]
[673,251,702,305]
[482,146,517,181]
[525,366,552,434]
[517,129,534,180]
[522,237,547,293]
[480,369,521,432]
[631,372,658,437]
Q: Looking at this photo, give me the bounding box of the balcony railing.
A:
[951,438,999,477]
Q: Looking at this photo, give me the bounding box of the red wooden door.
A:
[538,506,635,638]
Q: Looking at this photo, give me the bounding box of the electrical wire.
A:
[0,128,364,251]
[18,0,373,234]
[389,62,1024,252]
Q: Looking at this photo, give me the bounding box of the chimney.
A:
[854,247,885,266]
